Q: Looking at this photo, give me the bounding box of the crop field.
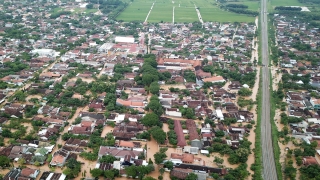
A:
[268,0,313,12]
[116,0,256,22]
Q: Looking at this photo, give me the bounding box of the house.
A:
[165,108,182,117]
[39,171,66,180]
[175,163,227,175]
[117,141,135,149]
[174,120,187,147]
[50,149,70,167]
[3,168,21,180]
[116,98,146,108]
[171,153,195,163]
[106,114,125,123]
[186,120,200,141]
[88,101,105,111]
[170,168,193,179]
[202,76,225,83]
[303,156,319,166]
[183,146,199,154]
[65,138,88,147]
[19,168,40,179]
[310,98,320,110]
[112,122,144,140]
[9,146,27,160]
[98,146,144,159]
[228,81,242,89]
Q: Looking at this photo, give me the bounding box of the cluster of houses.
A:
[0,0,262,179]
[0,140,54,166]
[275,16,320,86]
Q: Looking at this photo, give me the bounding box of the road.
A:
[260,0,278,179]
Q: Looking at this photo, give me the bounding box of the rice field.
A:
[116,0,256,22]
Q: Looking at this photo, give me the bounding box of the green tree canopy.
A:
[142,112,160,127]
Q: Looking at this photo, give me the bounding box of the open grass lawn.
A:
[117,0,256,22]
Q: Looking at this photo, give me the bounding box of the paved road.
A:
[260,0,278,179]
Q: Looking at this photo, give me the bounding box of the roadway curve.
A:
[260,0,278,179]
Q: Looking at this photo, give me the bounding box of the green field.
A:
[51,7,98,15]
[117,0,256,22]
[268,0,320,12]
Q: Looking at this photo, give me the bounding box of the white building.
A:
[115,36,135,43]
[31,49,59,57]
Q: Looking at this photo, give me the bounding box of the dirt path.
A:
[194,4,203,24]
[172,6,175,24]
[144,2,155,23]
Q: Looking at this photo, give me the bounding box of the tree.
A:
[142,113,160,127]
[213,156,224,165]
[146,98,163,117]
[90,168,103,178]
[154,148,168,164]
[150,127,166,144]
[18,157,26,166]
[100,155,117,163]
[34,161,41,166]
[1,129,12,138]
[238,88,253,96]
[149,81,160,95]
[186,173,198,180]
[12,90,27,102]
[159,168,165,175]
[0,156,10,168]
[211,173,220,179]
[185,108,194,119]
[164,161,174,170]
[215,130,225,137]
[125,165,137,178]
[104,170,115,179]
[142,74,159,86]
[235,148,250,163]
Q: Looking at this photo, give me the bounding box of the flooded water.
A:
[26,95,43,103]
[101,125,114,137]
[21,122,33,134]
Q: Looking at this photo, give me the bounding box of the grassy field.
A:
[51,7,98,15]
[72,8,98,14]
[267,0,320,12]
[117,1,152,21]
[117,0,256,22]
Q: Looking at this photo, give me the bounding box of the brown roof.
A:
[171,153,194,163]
[303,156,319,166]
[20,168,36,177]
[186,120,200,141]
[170,168,192,179]
[51,155,64,164]
[203,76,225,82]
[174,120,187,147]
[118,141,135,148]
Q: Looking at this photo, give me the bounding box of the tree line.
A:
[275,6,302,11]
